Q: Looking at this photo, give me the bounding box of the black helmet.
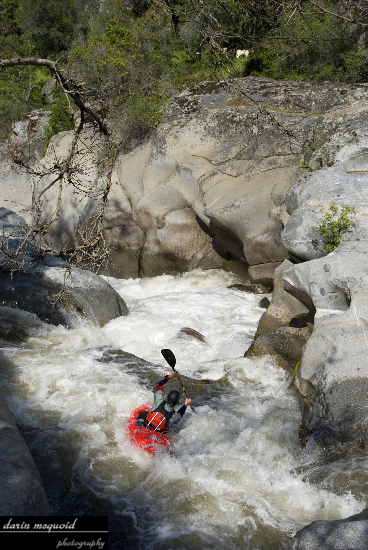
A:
[167,390,180,405]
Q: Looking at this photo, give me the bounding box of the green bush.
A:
[311,203,357,252]
[243,3,364,83]
[71,12,212,141]
[0,0,21,37]
[3,0,368,146]
[16,0,99,56]
[0,33,49,139]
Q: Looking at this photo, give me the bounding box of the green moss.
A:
[297,162,312,171]
[293,361,300,380]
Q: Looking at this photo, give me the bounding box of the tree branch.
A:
[0,57,110,135]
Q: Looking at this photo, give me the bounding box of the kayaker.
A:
[136,372,192,433]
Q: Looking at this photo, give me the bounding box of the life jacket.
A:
[145,401,174,433]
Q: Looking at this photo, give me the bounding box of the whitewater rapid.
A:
[0,268,366,549]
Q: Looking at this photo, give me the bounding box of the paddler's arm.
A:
[169,398,192,425]
[152,373,178,409]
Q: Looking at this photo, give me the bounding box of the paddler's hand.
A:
[185,398,192,407]
[168,372,178,380]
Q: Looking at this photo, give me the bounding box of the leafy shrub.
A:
[0,33,49,139]
[16,0,99,56]
[243,3,365,83]
[311,203,357,252]
[71,12,212,144]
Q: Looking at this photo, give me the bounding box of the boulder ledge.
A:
[0,207,128,328]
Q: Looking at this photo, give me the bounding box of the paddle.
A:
[161,349,196,413]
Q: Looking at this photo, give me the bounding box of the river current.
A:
[0,268,367,549]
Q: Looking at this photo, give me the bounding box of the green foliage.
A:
[293,361,300,381]
[311,203,357,252]
[343,48,368,83]
[16,0,99,57]
[0,34,49,139]
[44,84,74,149]
[123,89,169,133]
[243,2,366,83]
[71,11,212,140]
[2,0,368,145]
[0,0,21,37]
[297,162,311,171]
[72,19,139,78]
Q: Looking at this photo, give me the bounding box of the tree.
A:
[0,0,21,37]
[0,56,113,274]
[16,0,100,56]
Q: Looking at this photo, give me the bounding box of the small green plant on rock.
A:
[311,202,357,252]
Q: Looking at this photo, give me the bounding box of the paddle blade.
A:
[161,348,176,369]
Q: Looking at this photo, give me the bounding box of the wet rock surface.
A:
[0,387,50,515]
[286,508,368,550]
[283,241,368,450]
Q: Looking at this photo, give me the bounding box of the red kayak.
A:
[127,403,171,454]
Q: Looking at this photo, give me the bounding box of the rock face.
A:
[6,77,368,280]
[245,260,313,371]
[286,508,368,550]
[0,388,50,515]
[0,208,128,328]
[281,102,368,261]
[0,109,51,224]
[283,241,368,449]
[106,78,368,278]
[274,91,368,454]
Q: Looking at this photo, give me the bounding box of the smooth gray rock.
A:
[283,241,368,449]
[0,208,128,327]
[11,78,368,279]
[256,260,311,336]
[0,110,51,224]
[281,105,368,261]
[0,388,50,515]
[286,508,368,550]
[248,261,283,287]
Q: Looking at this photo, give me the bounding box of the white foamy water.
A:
[0,269,366,549]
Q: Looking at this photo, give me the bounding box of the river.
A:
[0,268,366,549]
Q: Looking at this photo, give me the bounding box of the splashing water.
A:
[0,269,366,549]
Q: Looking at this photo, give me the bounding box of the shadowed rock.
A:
[259,297,271,309]
[283,241,368,451]
[0,208,128,328]
[285,508,368,550]
[0,387,50,515]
